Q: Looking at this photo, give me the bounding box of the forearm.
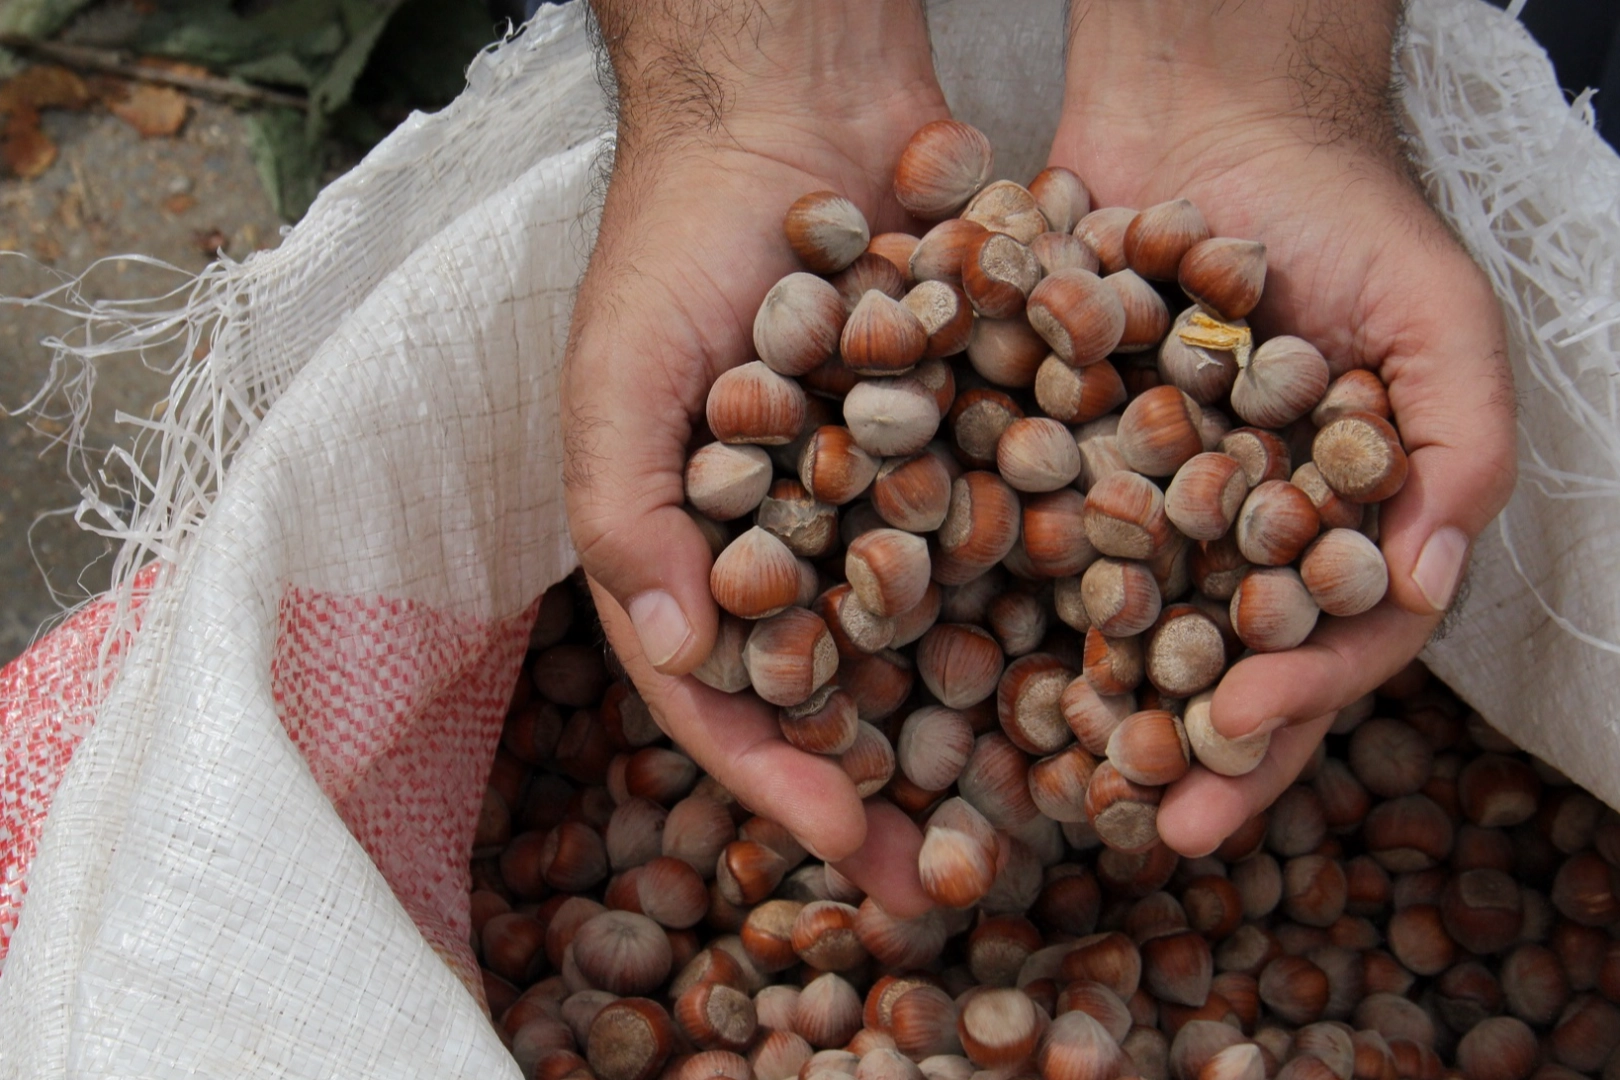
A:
[1062,1,1405,161]
[589,0,938,152]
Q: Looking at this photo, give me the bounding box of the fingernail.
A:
[1413,526,1468,612]
[627,590,693,670]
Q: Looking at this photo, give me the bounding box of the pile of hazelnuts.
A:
[686,118,1404,871]
[475,577,1620,1080]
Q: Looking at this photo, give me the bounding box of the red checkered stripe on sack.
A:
[271,586,535,1002]
[0,571,150,965]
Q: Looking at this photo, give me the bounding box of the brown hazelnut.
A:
[1107,268,1174,352]
[1292,463,1367,532]
[893,120,994,220]
[902,280,974,359]
[897,705,976,791]
[961,179,1048,244]
[780,684,861,756]
[1032,230,1103,276]
[1085,760,1164,853]
[1235,479,1321,566]
[1024,489,1101,579]
[1300,528,1388,616]
[1165,452,1249,541]
[961,231,1042,319]
[1259,954,1330,1026]
[839,721,898,798]
[910,218,991,284]
[1219,427,1292,487]
[1158,305,1244,405]
[1145,606,1227,699]
[844,375,942,457]
[1030,166,1092,233]
[1313,413,1409,504]
[1179,237,1266,321]
[1082,626,1146,696]
[1026,267,1129,367]
[1085,470,1175,560]
[708,360,809,446]
[1082,557,1164,638]
[1231,336,1331,428]
[1075,207,1135,274]
[958,732,1041,829]
[588,998,677,1080]
[1107,709,1193,787]
[1125,199,1211,281]
[933,471,1021,582]
[754,272,847,377]
[1312,369,1391,427]
[1118,386,1205,476]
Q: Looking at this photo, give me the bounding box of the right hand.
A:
[563,2,948,914]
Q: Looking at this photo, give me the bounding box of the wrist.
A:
[592,1,941,159]
[1058,0,1405,198]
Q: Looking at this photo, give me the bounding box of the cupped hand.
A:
[1049,2,1517,855]
[562,7,947,912]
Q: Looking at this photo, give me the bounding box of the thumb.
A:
[563,313,721,676]
[1369,244,1517,618]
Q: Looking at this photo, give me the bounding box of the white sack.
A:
[1,0,1616,1075]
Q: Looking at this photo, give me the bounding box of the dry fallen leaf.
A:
[3,105,56,178]
[0,65,91,114]
[136,57,213,82]
[163,193,196,215]
[108,84,188,138]
[191,227,226,255]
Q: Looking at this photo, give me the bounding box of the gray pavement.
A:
[1,94,283,667]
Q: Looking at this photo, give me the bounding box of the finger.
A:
[1369,242,1517,619]
[562,293,724,675]
[1157,714,1336,857]
[1209,602,1431,739]
[831,799,933,918]
[593,581,869,861]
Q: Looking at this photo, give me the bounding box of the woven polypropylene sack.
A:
[1,0,1617,1075]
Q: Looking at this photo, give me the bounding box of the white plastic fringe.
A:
[1401,0,1620,797]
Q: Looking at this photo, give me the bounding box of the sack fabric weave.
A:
[2,1,1617,1075]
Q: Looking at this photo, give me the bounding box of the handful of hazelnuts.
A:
[685,119,1406,886]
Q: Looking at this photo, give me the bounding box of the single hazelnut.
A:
[1548,994,1620,1073]
[843,375,942,457]
[1027,744,1101,823]
[1032,230,1102,276]
[1025,267,1128,367]
[572,911,674,995]
[1235,479,1321,566]
[845,528,932,618]
[754,272,847,377]
[1061,675,1138,754]
[1312,369,1391,427]
[780,684,861,756]
[902,280,974,359]
[1144,606,1227,698]
[1229,566,1319,652]
[711,527,802,620]
[893,120,994,220]
[910,218,991,284]
[867,232,921,285]
[916,797,1001,909]
[961,179,1048,244]
[588,998,677,1080]
[854,899,949,970]
[1075,206,1135,274]
[1084,760,1164,853]
[1458,753,1542,827]
[1190,534,1252,601]
[933,471,1021,582]
[1084,470,1174,559]
[948,387,1025,465]
[1300,528,1388,616]
[785,191,870,273]
[841,290,928,376]
[1030,166,1092,233]
[715,840,789,906]
[987,590,1048,656]
[831,252,907,313]
[1231,336,1331,428]
[891,581,943,648]
[685,442,774,522]
[1107,709,1193,787]
[1082,626,1146,696]
[997,652,1078,754]
[1455,1017,1537,1080]
[1164,452,1249,541]
[1107,268,1173,352]
[1125,199,1211,281]
[1037,1011,1129,1080]
[1118,385,1205,476]
[743,607,838,707]
[676,981,759,1052]
[1158,306,1244,405]
[707,360,808,446]
[1551,851,1620,926]
[796,973,865,1050]
[797,425,879,505]
[1313,412,1409,503]
[838,648,915,723]
[751,1030,816,1080]
[871,452,954,534]
[1082,557,1164,638]
[1290,462,1366,532]
[958,732,1041,829]
[997,416,1083,492]
[1178,237,1267,321]
[961,231,1043,319]
[1020,490,1098,580]
[839,721,898,797]
[755,478,839,558]
[817,582,898,657]
[1075,413,1129,488]
[1034,352,1127,424]
[1258,954,1330,1026]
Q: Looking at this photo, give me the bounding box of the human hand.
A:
[563,0,949,913]
[1050,0,1517,855]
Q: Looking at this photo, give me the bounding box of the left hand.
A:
[1050,0,1517,855]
